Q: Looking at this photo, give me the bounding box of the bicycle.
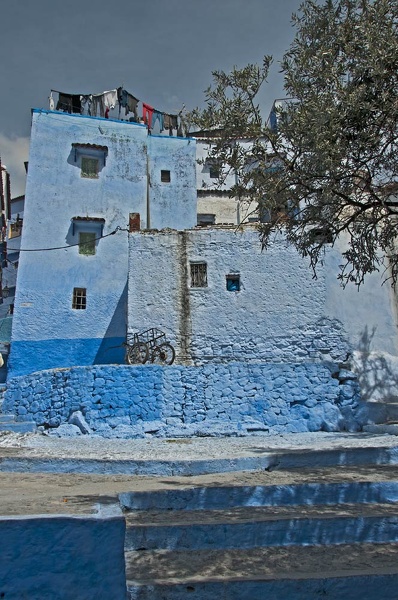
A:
[125,328,175,366]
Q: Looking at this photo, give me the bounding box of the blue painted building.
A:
[8,109,197,378]
[5,105,398,439]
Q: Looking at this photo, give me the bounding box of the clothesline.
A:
[48,87,188,136]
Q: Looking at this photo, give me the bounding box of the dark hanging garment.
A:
[117,87,125,116]
[91,94,105,117]
[72,95,82,114]
[177,117,183,137]
[56,93,73,113]
[80,95,92,116]
[164,113,178,135]
[126,94,139,119]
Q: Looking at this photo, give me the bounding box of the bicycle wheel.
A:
[127,342,149,365]
[151,343,175,365]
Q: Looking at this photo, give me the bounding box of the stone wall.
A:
[4,363,366,438]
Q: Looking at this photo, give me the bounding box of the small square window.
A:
[72,287,86,309]
[190,262,207,288]
[78,232,96,255]
[226,275,240,292]
[161,170,171,183]
[209,165,220,179]
[197,213,215,227]
[81,157,99,179]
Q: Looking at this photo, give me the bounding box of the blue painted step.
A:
[125,503,398,551]
[120,479,398,511]
[0,418,36,433]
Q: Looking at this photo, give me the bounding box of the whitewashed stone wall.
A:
[128,227,397,366]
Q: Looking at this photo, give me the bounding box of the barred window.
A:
[72,287,86,309]
[190,262,207,288]
[78,232,96,255]
[81,157,99,179]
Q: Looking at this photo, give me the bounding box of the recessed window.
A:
[72,287,86,309]
[161,170,171,183]
[72,217,104,255]
[190,262,207,288]
[197,213,215,227]
[226,275,240,292]
[81,157,99,179]
[309,228,333,244]
[209,165,220,179]
[72,143,107,178]
[78,232,96,255]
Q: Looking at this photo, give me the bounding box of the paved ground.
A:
[2,430,398,461]
[0,430,397,517]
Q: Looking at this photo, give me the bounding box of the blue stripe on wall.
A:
[8,337,126,378]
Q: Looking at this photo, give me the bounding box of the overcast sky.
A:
[1,0,302,196]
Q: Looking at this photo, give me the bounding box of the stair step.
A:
[364,424,398,435]
[0,421,36,433]
[0,414,16,423]
[120,466,398,511]
[126,542,398,599]
[124,503,398,551]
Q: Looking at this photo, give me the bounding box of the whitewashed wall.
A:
[128,227,398,366]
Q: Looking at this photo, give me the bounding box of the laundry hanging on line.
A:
[51,87,182,135]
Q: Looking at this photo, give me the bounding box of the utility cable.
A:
[6,226,128,253]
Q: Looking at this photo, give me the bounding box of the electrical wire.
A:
[6,225,128,253]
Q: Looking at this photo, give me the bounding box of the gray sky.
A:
[1,0,302,196]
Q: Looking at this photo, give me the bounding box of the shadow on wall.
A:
[94,283,127,365]
[353,325,398,403]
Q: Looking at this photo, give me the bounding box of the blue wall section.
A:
[4,363,366,437]
[9,338,126,377]
[0,514,127,600]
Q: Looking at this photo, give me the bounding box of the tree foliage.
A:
[189,0,398,286]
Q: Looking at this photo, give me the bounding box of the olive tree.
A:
[189,0,398,286]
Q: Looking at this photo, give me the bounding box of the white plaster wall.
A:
[195,140,236,192]
[127,228,398,366]
[9,110,198,376]
[128,232,181,350]
[148,135,197,230]
[13,110,148,346]
[324,235,398,356]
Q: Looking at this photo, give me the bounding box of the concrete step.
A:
[0,434,397,475]
[0,414,16,423]
[124,503,398,551]
[365,402,398,424]
[0,420,37,433]
[126,542,398,600]
[119,465,398,511]
[385,403,398,422]
[364,423,398,435]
